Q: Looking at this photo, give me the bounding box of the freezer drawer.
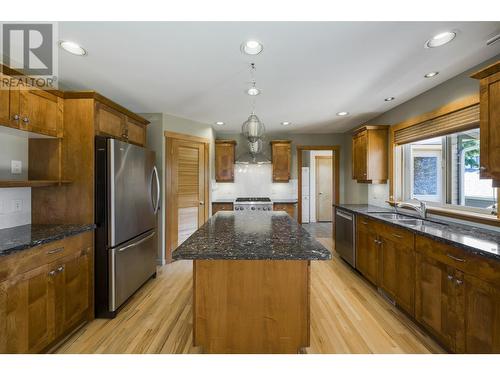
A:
[109,230,157,312]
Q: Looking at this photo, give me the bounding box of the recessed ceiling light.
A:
[215,121,225,125]
[425,31,456,48]
[246,86,261,96]
[336,111,349,116]
[384,97,395,102]
[281,121,291,126]
[424,71,439,78]
[59,40,87,56]
[241,40,263,55]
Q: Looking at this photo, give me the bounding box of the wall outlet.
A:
[11,160,22,175]
[12,199,22,212]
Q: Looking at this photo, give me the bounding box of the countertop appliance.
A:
[234,197,273,212]
[334,208,355,267]
[95,136,160,318]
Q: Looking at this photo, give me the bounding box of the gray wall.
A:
[362,54,500,207]
[141,112,215,265]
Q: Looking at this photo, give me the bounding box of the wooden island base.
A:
[193,259,310,354]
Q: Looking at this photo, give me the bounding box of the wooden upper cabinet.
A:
[0,264,53,354]
[126,117,147,147]
[471,61,500,186]
[18,89,62,137]
[0,73,11,126]
[271,140,292,182]
[95,102,126,139]
[215,140,236,182]
[351,125,389,183]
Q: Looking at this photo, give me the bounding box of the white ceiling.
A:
[58,22,500,133]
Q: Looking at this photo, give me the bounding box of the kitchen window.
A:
[397,128,497,214]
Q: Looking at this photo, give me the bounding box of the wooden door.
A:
[0,264,53,353]
[415,253,456,350]
[215,141,235,182]
[19,88,62,137]
[460,274,500,353]
[378,231,415,316]
[356,218,379,285]
[51,250,90,338]
[167,138,209,256]
[271,141,291,182]
[0,73,11,126]
[95,102,126,139]
[126,117,146,146]
[315,156,333,222]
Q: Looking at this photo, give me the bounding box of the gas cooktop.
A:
[235,197,272,203]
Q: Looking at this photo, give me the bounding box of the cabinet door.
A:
[356,220,379,285]
[353,131,367,181]
[272,142,291,182]
[51,250,91,338]
[0,73,12,126]
[19,88,62,137]
[215,143,235,182]
[478,71,500,180]
[0,264,53,353]
[212,202,233,215]
[379,228,415,316]
[415,253,455,350]
[126,117,146,147]
[95,102,126,139]
[461,274,500,353]
[273,203,297,219]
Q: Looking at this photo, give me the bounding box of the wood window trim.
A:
[296,145,341,226]
[164,133,210,263]
[388,94,500,223]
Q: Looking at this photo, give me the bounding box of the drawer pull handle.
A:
[446,254,466,263]
[48,270,56,277]
[455,279,463,285]
[47,247,64,255]
[361,221,368,225]
[56,265,64,273]
[392,233,403,239]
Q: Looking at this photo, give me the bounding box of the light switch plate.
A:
[11,160,22,175]
[12,199,22,212]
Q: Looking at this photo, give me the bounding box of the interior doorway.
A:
[297,145,340,229]
[165,131,210,263]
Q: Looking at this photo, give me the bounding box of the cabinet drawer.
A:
[356,215,376,229]
[377,222,414,247]
[212,203,234,215]
[0,232,93,284]
[415,235,500,284]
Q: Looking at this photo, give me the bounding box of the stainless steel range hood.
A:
[235,152,271,165]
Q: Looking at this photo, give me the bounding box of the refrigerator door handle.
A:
[117,231,156,253]
[152,166,160,214]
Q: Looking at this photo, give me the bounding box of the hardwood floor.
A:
[57,235,444,354]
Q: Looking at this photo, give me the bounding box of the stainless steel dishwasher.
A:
[334,208,355,267]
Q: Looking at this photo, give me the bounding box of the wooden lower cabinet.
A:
[0,264,53,353]
[415,252,457,351]
[378,226,415,316]
[0,232,93,353]
[212,202,234,215]
[273,202,297,219]
[355,217,379,285]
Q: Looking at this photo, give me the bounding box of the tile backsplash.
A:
[212,164,297,200]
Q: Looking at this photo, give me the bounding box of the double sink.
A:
[368,212,447,227]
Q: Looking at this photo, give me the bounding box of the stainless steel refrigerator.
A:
[95,136,160,318]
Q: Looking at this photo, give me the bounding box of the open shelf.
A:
[0,180,72,188]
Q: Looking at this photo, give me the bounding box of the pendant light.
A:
[241,63,266,143]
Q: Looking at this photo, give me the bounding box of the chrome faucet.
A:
[395,199,428,219]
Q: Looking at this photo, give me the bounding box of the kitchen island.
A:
[172,211,331,354]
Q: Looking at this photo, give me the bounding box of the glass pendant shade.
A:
[248,139,263,155]
[241,114,265,142]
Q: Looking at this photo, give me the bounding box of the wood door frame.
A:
[297,145,340,226]
[165,132,210,263]
[314,155,333,222]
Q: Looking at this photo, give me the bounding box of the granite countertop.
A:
[335,204,500,261]
[173,211,331,260]
[0,223,96,257]
[273,199,298,204]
